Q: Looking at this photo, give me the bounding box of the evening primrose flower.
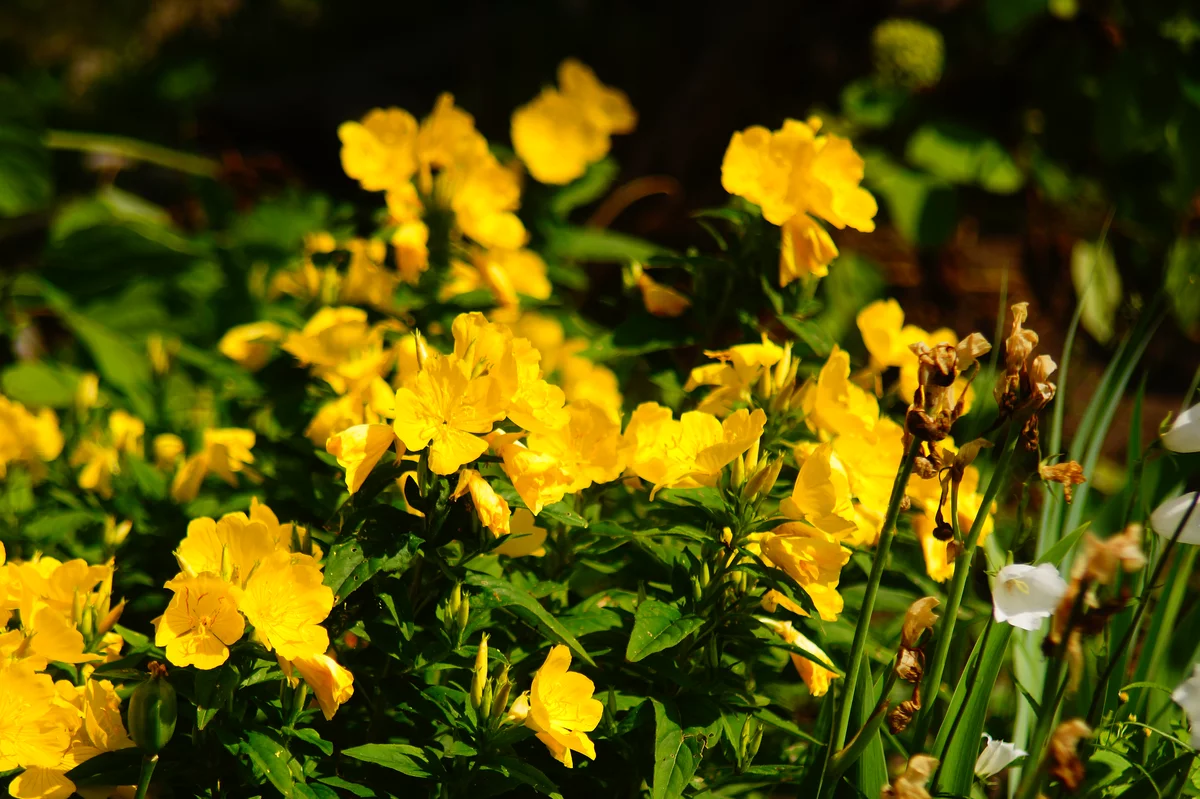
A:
[339,238,400,312]
[153,434,184,469]
[636,273,691,318]
[108,410,144,455]
[1171,664,1200,748]
[512,59,635,185]
[0,395,63,479]
[442,248,551,307]
[516,645,604,768]
[338,107,419,192]
[238,551,333,661]
[760,523,851,622]
[722,117,876,285]
[974,734,1027,779]
[70,439,120,498]
[799,347,880,440]
[1151,492,1200,545]
[326,423,399,494]
[992,563,1067,631]
[623,404,766,498]
[156,574,245,669]
[0,662,71,774]
[290,653,355,721]
[1163,403,1200,452]
[174,513,274,586]
[452,469,511,538]
[781,443,857,536]
[685,335,784,416]
[760,617,839,697]
[218,321,286,371]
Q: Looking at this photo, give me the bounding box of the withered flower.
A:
[896,649,924,683]
[1039,460,1086,503]
[1048,719,1090,792]
[905,333,989,445]
[901,597,940,648]
[887,697,920,734]
[1073,526,1145,585]
[999,302,1039,398]
[882,753,939,799]
[995,303,1056,444]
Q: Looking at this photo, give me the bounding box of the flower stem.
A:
[134,754,158,799]
[832,439,919,752]
[913,428,1020,744]
[45,130,220,178]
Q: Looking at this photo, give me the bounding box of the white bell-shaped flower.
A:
[992,563,1067,631]
[1172,664,1200,749]
[1150,492,1200,546]
[975,734,1027,778]
[1162,403,1200,453]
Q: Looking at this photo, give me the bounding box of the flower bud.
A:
[219,545,233,583]
[490,666,511,725]
[480,679,494,719]
[470,634,489,709]
[691,575,703,604]
[743,438,760,476]
[456,592,470,641]
[128,663,178,754]
[729,452,746,488]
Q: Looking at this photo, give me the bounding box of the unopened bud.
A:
[413,331,430,370]
[456,592,470,639]
[480,679,494,719]
[220,545,233,583]
[740,718,754,759]
[470,634,489,708]
[756,367,772,399]
[744,457,783,501]
[128,663,177,754]
[730,453,745,488]
[72,589,85,626]
[749,723,764,760]
[744,438,760,475]
[292,525,313,556]
[691,575,703,604]
[98,600,125,635]
[721,527,733,548]
[700,561,711,588]
[449,583,463,618]
[103,517,131,548]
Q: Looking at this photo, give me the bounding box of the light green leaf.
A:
[243,729,296,796]
[1165,237,1200,338]
[342,744,432,778]
[1070,240,1122,344]
[1034,523,1089,568]
[905,122,1024,193]
[1,361,84,408]
[542,225,669,263]
[627,600,704,662]
[549,158,619,218]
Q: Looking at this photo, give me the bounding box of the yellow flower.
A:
[156,574,245,669]
[70,439,120,498]
[75,372,99,413]
[721,117,876,284]
[450,153,528,251]
[338,107,419,192]
[147,435,181,472]
[685,335,783,416]
[560,354,623,423]
[0,396,63,479]
[761,523,851,622]
[492,433,572,515]
[392,320,510,473]
[175,513,274,586]
[781,443,857,536]
[282,307,397,395]
[203,428,257,486]
[326,424,399,494]
[239,551,333,661]
[305,379,395,447]
[340,238,400,312]
[512,59,635,185]
[452,469,511,537]
[0,662,71,772]
[441,248,551,307]
[637,273,691,318]
[495,509,548,557]
[909,454,994,582]
[623,404,766,498]
[218,321,286,371]
[799,347,880,440]
[108,410,144,455]
[387,186,430,283]
[760,617,839,697]
[508,338,569,435]
[290,653,355,720]
[520,645,604,768]
[525,399,625,492]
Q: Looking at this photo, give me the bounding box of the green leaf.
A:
[323,529,422,606]
[286,727,333,756]
[932,625,1014,796]
[1034,523,1089,568]
[243,729,297,797]
[1166,237,1200,338]
[195,662,240,730]
[342,744,432,778]
[752,707,822,745]
[651,699,701,799]
[863,151,956,248]
[840,78,909,129]
[549,158,619,217]
[778,317,834,358]
[22,509,104,542]
[542,225,669,263]
[0,83,51,217]
[1,361,84,408]
[63,747,144,786]
[466,574,594,666]
[317,777,375,798]
[855,660,888,798]
[626,599,704,662]
[481,756,563,798]
[905,122,1024,193]
[1070,240,1122,345]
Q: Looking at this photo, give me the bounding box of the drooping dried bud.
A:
[1048,719,1090,791]
[950,439,993,482]
[1073,526,1146,585]
[913,456,938,480]
[1004,302,1039,375]
[887,698,920,734]
[896,648,925,683]
[882,753,938,798]
[1039,461,1086,503]
[902,597,941,648]
[933,517,955,542]
[955,333,992,369]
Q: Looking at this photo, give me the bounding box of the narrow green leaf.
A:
[483,756,563,798]
[243,729,296,797]
[855,660,888,798]
[1034,523,1090,568]
[63,747,143,786]
[626,599,704,662]
[317,777,375,798]
[549,158,619,217]
[466,574,594,666]
[651,699,701,799]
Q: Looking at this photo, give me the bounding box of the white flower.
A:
[1171,664,1200,749]
[1150,492,1200,546]
[992,563,1067,631]
[1162,403,1200,453]
[974,734,1027,778]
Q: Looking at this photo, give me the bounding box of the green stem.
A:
[45,130,220,178]
[832,439,919,751]
[134,754,158,799]
[828,669,899,783]
[914,428,1020,744]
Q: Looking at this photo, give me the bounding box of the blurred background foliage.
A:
[1,0,1198,510]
